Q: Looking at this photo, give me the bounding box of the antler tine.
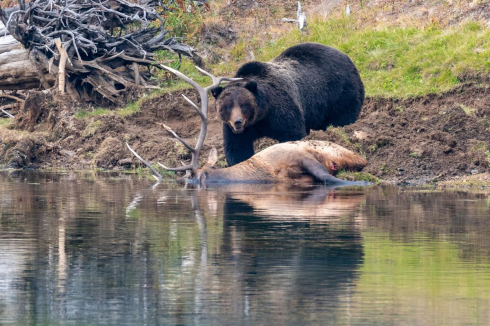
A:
[182,94,204,120]
[194,66,242,90]
[126,143,163,182]
[162,123,195,153]
[157,162,195,172]
[194,66,214,79]
[160,64,202,92]
[207,77,243,90]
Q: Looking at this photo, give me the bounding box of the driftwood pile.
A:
[0,0,203,106]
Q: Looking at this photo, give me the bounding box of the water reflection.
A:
[0,171,490,325]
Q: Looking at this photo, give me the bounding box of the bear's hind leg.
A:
[325,87,364,127]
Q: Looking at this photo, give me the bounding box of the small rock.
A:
[118,158,133,165]
[60,149,75,157]
[471,169,478,175]
[354,130,369,140]
[443,146,453,154]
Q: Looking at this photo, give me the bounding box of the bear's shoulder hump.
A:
[235,61,269,78]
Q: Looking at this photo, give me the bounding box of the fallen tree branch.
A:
[0,94,25,103]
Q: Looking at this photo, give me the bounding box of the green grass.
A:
[76,9,490,119]
[74,103,141,119]
[248,19,490,98]
[409,152,420,158]
[337,171,381,184]
[75,107,112,119]
[469,141,490,167]
[0,118,12,127]
[442,175,490,189]
[461,105,477,116]
[162,5,203,45]
[129,164,177,180]
[82,120,103,137]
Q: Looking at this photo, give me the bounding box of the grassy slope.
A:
[95,16,490,119]
[232,18,490,98]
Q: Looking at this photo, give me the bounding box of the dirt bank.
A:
[306,84,490,185]
[1,83,489,185]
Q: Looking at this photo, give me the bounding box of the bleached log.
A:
[54,38,68,94]
[0,44,54,90]
[0,23,50,90]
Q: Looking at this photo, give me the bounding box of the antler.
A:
[126,65,241,181]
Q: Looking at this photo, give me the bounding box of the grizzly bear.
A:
[212,42,365,166]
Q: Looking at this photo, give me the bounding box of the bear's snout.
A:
[234,118,243,128]
[230,122,245,133]
[229,107,246,133]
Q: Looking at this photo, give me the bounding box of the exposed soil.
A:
[16,89,229,170]
[1,83,489,185]
[306,84,490,184]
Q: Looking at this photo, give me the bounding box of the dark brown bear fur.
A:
[212,42,365,166]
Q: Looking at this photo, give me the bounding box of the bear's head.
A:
[212,80,258,134]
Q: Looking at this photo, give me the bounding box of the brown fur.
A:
[195,140,367,185]
[217,86,258,133]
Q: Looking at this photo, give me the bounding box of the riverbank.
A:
[1,82,489,186]
[1,0,489,186]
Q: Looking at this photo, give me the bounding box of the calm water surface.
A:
[0,171,490,325]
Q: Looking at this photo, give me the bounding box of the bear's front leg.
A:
[223,123,257,166]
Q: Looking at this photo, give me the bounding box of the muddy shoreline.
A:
[1,83,489,186]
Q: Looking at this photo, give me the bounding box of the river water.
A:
[0,171,489,325]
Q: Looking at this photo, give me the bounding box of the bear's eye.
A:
[218,105,228,114]
[240,104,252,113]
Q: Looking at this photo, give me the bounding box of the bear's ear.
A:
[211,87,223,99]
[245,80,258,94]
[207,147,218,167]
